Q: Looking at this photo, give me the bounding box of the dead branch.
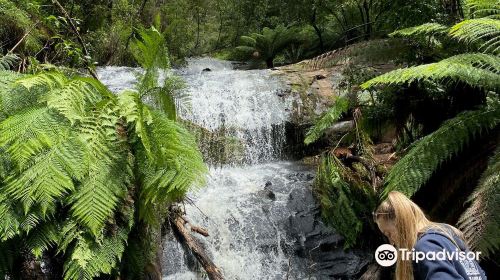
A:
[9,21,40,54]
[171,214,223,280]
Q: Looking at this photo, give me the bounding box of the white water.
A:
[97,58,366,280]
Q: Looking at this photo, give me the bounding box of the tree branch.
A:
[51,0,98,79]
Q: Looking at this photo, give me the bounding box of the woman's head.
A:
[373,191,431,248]
[373,191,433,280]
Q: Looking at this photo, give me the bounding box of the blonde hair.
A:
[374,191,464,280]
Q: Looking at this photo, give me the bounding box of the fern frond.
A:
[304,97,350,145]
[118,90,153,158]
[78,100,121,166]
[0,195,20,240]
[314,155,376,248]
[0,54,18,70]
[390,23,449,38]
[3,136,87,215]
[26,221,59,258]
[0,107,69,167]
[137,110,206,223]
[361,53,500,91]
[45,78,104,124]
[458,145,500,257]
[466,0,500,18]
[63,230,128,280]
[382,105,500,198]
[450,18,500,54]
[0,70,27,116]
[70,159,129,236]
[130,27,170,70]
[16,72,68,91]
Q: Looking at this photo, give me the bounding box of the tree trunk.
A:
[266,58,274,68]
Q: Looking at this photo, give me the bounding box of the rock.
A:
[285,186,372,279]
[265,181,272,187]
[314,74,327,80]
[266,191,276,201]
[202,68,212,72]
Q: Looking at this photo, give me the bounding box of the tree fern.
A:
[450,18,500,54]
[382,105,500,198]
[361,53,500,91]
[0,26,206,279]
[304,96,350,145]
[458,145,500,257]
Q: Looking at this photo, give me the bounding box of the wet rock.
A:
[285,186,372,279]
[267,191,276,201]
[202,67,212,72]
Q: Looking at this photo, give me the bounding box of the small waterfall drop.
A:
[97,58,369,280]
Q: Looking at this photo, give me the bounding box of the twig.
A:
[9,21,40,54]
[51,0,98,79]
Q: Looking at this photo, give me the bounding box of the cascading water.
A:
[97,58,370,280]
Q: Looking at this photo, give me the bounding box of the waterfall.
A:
[97,58,370,280]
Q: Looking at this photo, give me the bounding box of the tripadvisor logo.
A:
[375,244,398,267]
[375,244,482,267]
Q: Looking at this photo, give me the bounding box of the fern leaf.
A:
[137,110,207,223]
[69,161,128,236]
[45,78,103,124]
[0,195,20,240]
[26,222,59,258]
[361,53,500,91]
[450,18,500,54]
[314,155,375,248]
[466,0,500,18]
[63,230,128,280]
[16,72,68,91]
[458,145,500,257]
[118,90,153,158]
[382,105,500,198]
[390,23,449,38]
[130,27,170,70]
[0,54,19,71]
[304,97,350,145]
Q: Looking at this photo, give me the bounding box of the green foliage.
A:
[466,0,500,19]
[459,145,500,257]
[382,105,500,198]
[390,23,449,38]
[0,27,206,279]
[314,155,376,248]
[131,27,184,120]
[0,54,18,70]
[236,24,297,67]
[449,18,500,54]
[361,53,500,91]
[304,97,350,145]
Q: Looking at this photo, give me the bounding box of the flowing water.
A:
[97,58,369,280]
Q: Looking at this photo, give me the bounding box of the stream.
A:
[97,58,370,280]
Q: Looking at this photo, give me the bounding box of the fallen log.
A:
[172,216,223,280]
